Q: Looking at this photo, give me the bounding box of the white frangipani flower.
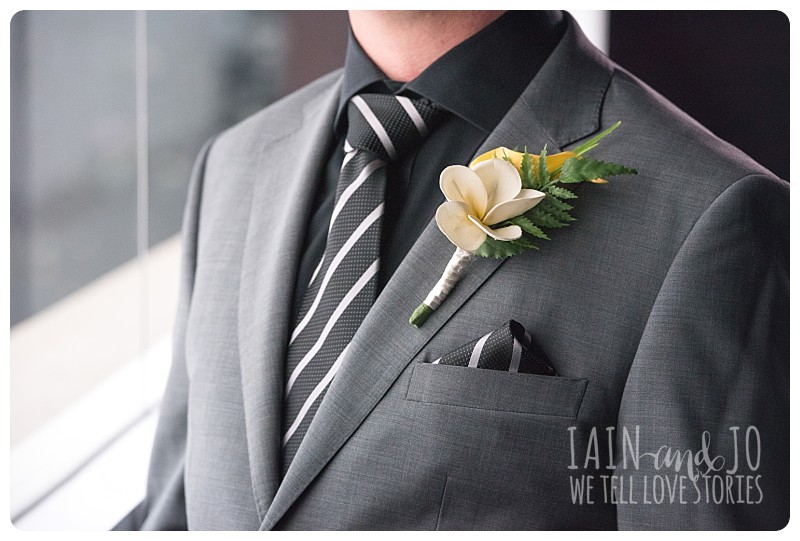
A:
[435,159,545,252]
[411,127,634,327]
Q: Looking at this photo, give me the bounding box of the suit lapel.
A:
[261,14,614,529]
[238,78,342,522]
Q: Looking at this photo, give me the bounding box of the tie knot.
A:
[346,93,443,161]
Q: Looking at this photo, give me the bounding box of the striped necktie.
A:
[281,93,443,474]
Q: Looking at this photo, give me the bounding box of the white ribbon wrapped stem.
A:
[409,248,477,327]
[423,248,477,310]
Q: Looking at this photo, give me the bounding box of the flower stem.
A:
[409,304,434,327]
[409,248,477,328]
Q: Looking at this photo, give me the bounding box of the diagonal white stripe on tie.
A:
[351,95,397,160]
[282,343,350,446]
[290,203,384,345]
[341,140,357,171]
[306,257,324,291]
[285,258,380,396]
[395,96,428,137]
[329,158,383,233]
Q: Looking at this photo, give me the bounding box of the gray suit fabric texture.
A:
[118,17,789,530]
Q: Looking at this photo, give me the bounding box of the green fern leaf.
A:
[474,237,528,259]
[539,199,575,223]
[548,186,578,200]
[542,196,574,213]
[536,145,549,187]
[528,208,568,229]
[519,149,536,189]
[513,234,539,249]
[508,215,550,240]
[559,157,637,184]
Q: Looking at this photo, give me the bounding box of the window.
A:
[9,10,348,529]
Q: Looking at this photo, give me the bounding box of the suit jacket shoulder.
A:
[204,68,343,190]
[602,64,784,200]
[217,68,342,150]
[574,58,787,277]
[191,69,343,264]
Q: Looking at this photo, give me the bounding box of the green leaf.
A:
[548,186,578,200]
[559,157,637,184]
[508,215,550,240]
[513,234,539,249]
[570,121,622,156]
[519,148,535,189]
[474,237,528,259]
[536,145,549,187]
[527,207,568,229]
[539,199,575,223]
[542,196,574,213]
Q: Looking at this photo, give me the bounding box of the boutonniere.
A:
[409,122,637,327]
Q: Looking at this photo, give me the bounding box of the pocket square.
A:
[432,320,557,376]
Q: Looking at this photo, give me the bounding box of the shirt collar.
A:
[335,11,566,135]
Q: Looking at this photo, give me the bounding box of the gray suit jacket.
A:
[120,17,788,530]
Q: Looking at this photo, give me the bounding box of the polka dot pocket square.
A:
[432,320,557,376]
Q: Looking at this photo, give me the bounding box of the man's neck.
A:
[348,10,506,83]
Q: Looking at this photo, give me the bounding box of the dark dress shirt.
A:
[291,11,567,323]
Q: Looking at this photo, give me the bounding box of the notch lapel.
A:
[238,78,342,522]
[261,14,614,529]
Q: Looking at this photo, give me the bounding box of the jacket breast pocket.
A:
[405,362,588,418]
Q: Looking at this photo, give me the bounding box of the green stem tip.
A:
[409,303,434,328]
